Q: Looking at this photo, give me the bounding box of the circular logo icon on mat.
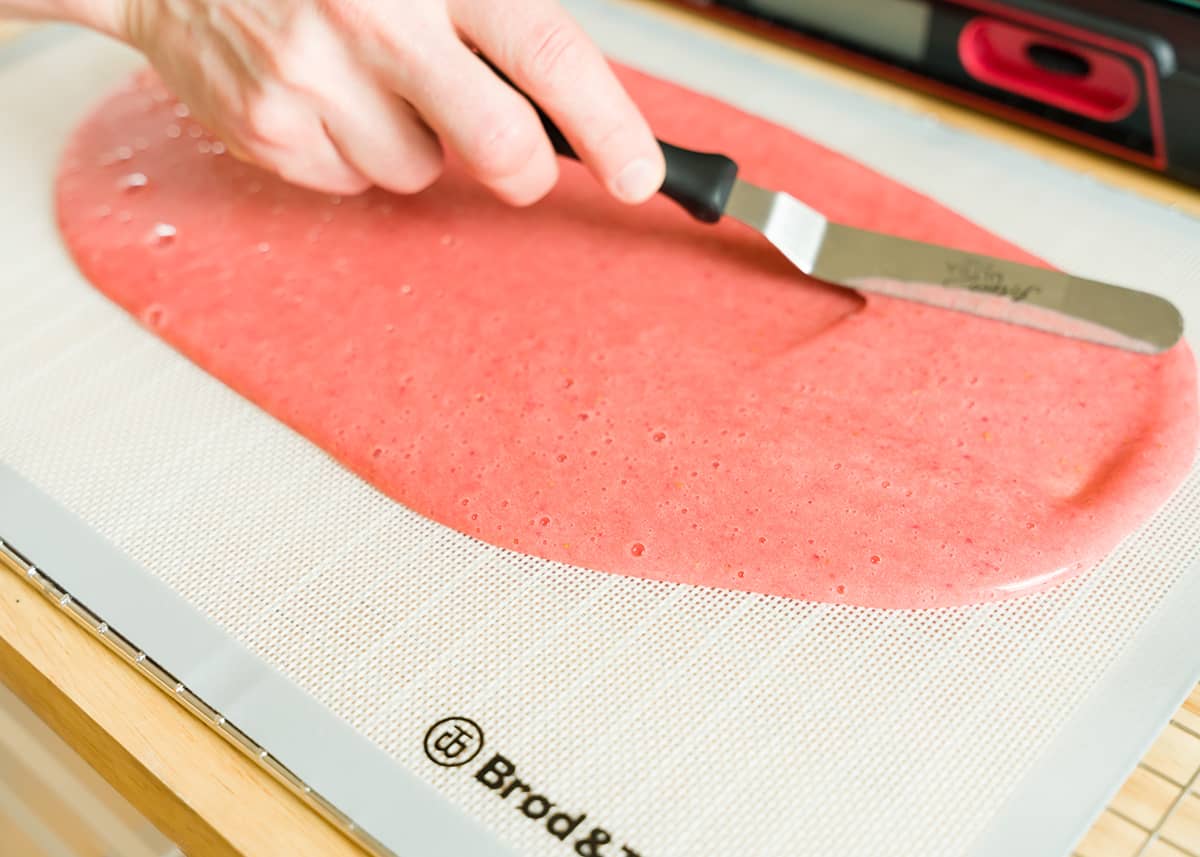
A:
[424,717,484,768]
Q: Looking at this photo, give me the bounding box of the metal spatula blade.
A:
[724,180,1184,354]
[489,58,1184,354]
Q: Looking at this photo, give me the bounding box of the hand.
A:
[116,0,667,205]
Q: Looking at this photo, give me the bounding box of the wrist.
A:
[51,0,131,40]
[2,0,130,38]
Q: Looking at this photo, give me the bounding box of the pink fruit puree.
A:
[56,68,1197,608]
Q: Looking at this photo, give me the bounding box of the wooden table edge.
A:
[0,553,364,857]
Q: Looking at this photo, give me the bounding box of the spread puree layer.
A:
[56,68,1198,608]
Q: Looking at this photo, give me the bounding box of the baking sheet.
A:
[1,2,1199,855]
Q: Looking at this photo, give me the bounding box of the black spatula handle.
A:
[483,58,739,223]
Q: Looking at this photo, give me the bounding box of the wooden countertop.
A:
[1,4,1198,857]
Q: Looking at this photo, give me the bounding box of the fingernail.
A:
[612,157,661,204]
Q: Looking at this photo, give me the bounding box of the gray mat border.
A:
[970,558,1200,856]
[0,463,516,857]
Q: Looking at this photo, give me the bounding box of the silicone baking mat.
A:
[1,2,1199,855]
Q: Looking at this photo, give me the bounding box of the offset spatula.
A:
[498,69,1183,354]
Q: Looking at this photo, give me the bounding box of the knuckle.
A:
[489,162,559,207]
[505,172,556,207]
[242,91,294,146]
[271,160,313,190]
[276,155,370,195]
[270,51,316,94]
[385,150,444,194]
[519,19,584,82]
[331,171,374,195]
[589,117,635,158]
[225,130,282,167]
[261,13,323,92]
[467,113,540,179]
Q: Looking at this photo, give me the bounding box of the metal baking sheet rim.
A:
[2,3,1200,855]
